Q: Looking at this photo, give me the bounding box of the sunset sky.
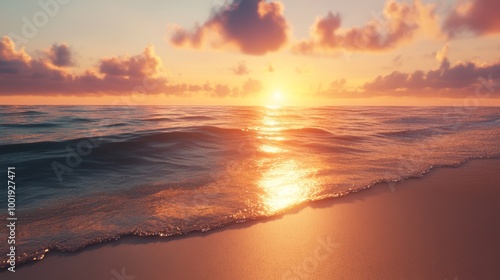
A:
[0,0,499,106]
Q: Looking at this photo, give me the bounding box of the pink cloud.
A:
[0,37,72,82]
[171,0,289,55]
[0,36,33,74]
[205,78,263,98]
[242,78,263,95]
[0,36,263,98]
[362,57,500,97]
[294,0,437,54]
[443,0,500,37]
[99,45,161,78]
[0,36,167,95]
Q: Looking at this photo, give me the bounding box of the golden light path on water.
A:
[149,105,327,224]
[255,106,322,214]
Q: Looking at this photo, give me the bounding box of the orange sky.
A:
[0,0,499,106]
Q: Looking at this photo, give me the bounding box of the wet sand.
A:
[3,159,500,279]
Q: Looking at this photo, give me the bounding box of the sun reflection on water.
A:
[255,106,320,214]
[259,144,284,154]
[258,159,319,213]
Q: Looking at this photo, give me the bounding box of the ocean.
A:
[1,105,500,268]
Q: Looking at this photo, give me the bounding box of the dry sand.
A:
[3,159,500,279]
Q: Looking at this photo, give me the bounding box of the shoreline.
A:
[3,158,500,279]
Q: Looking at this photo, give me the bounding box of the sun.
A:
[264,89,287,107]
[272,90,284,102]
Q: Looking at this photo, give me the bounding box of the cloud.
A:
[170,0,289,55]
[45,44,74,67]
[317,79,347,96]
[0,36,72,82]
[443,0,500,37]
[211,84,232,98]
[242,78,263,95]
[435,43,449,62]
[99,45,162,78]
[0,36,266,98]
[362,56,500,97]
[294,0,437,54]
[0,36,166,95]
[206,78,263,98]
[0,36,32,74]
[231,61,250,75]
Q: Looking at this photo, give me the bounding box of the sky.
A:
[0,0,499,106]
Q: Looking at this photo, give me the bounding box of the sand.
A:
[3,158,500,279]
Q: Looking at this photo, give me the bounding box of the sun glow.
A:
[272,90,283,101]
[266,90,286,107]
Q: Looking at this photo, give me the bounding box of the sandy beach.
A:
[2,158,499,279]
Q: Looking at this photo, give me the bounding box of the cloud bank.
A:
[362,57,500,97]
[0,36,262,97]
[0,36,167,95]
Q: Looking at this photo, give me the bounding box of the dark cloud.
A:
[294,0,437,54]
[171,0,289,55]
[46,44,74,67]
[443,0,500,37]
[363,57,500,97]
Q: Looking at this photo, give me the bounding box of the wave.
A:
[178,116,216,121]
[142,117,174,122]
[1,106,499,270]
[0,126,244,152]
[104,122,129,128]
[0,110,47,116]
[3,156,499,269]
[281,127,333,135]
[0,123,59,128]
[65,117,97,123]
